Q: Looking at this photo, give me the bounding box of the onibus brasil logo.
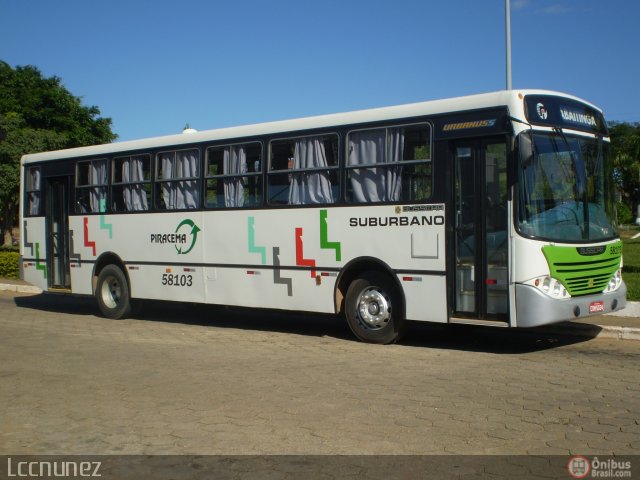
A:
[150,219,201,254]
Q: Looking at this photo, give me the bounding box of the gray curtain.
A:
[348,128,403,202]
[27,167,41,215]
[223,146,247,207]
[122,156,148,211]
[160,150,200,209]
[89,160,107,212]
[288,137,334,205]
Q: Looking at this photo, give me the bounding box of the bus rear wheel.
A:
[345,271,404,344]
[96,265,132,319]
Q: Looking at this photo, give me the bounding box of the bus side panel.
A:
[400,274,448,323]
[202,209,338,312]
[200,205,447,320]
[67,216,94,295]
[63,204,447,321]
[21,217,48,291]
[68,213,208,303]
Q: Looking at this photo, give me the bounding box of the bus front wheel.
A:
[96,265,132,319]
[345,271,404,344]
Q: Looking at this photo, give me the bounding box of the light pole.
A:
[506,0,512,90]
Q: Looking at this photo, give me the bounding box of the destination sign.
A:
[524,95,608,135]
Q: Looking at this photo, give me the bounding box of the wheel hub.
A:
[101,275,121,309]
[357,288,391,329]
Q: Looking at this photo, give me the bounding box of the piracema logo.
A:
[149,219,201,255]
[174,219,200,254]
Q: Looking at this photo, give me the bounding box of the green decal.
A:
[99,199,113,239]
[175,219,200,255]
[35,242,47,279]
[248,216,266,264]
[320,209,341,261]
[542,240,622,296]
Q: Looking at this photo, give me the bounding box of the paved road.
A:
[0,291,638,457]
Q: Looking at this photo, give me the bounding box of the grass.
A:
[621,226,640,301]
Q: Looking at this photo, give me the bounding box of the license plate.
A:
[589,301,605,314]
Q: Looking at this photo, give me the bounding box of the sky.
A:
[1,0,639,142]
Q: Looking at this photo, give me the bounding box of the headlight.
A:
[607,269,623,292]
[533,276,568,298]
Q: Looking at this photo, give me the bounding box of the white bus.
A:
[20,90,625,343]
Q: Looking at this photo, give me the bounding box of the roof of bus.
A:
[21,89,598,164]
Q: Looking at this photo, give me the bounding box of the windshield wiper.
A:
[553,127,590,239]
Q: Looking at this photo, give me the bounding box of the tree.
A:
[0,61,116,246]
[609,122,640,222]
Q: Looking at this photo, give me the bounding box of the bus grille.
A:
[542,243,622,297]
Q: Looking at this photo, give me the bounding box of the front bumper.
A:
[515,282,627,328]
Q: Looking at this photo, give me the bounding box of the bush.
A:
[0,251,20,279]
[617,202,633,225]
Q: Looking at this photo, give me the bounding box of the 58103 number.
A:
[161,273,193,287]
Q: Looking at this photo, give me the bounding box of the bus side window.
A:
[346,124,432,203]
[25,166,41,216]
[75,159,108,213]
[268,134,339,206]
[205,142,262,208]
[155,149,200,210]
[112,154,151,212]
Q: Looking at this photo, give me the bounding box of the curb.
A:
[0,283,43,294]
[536,322,640,342]
[2,283,640,341]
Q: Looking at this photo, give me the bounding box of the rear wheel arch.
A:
[92,253,134,319]
[335,256,404,316]
[92,252,129,295]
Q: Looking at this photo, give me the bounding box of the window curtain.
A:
[89,160,107,212]
[288,137,334,205]
[27,168,41,215]
[348,129,403,202]
[223,146,247,207]
[122,156,148,211]
[160,151,199,209]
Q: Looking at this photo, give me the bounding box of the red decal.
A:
[83,217,96,256]
[295,227,316,278]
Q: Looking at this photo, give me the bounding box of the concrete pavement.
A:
[1,290,639,457]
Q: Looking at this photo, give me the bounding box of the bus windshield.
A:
[517,132,618,242]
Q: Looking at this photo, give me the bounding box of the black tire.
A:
[344,271,404,344]
[95,265,132,319]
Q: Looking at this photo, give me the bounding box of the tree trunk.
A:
[3,228,12,248]
[1,202,17,247]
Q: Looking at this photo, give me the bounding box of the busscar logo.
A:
[150,219,201,254]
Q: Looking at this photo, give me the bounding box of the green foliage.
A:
[622,235,640,301]
[609,121,640,213]
[0,251,19,278]
[617,201,633,225]
[0,60,116,246]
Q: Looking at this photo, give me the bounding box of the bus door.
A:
[45,176,71,289]
[451,139,509,323]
